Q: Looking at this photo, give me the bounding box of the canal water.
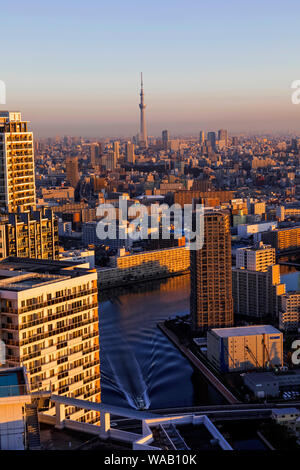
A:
[99,266,300,410]
[99,274,225,409]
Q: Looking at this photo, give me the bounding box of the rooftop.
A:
[0,257,97,291]
[211,325,281,338]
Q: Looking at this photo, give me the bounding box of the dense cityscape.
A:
[2,0,300,460]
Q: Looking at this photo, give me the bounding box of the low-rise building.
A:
[237,221,277,239]
[207,325,283,373]
[243,371,300,399]
[98,246,190,288]
[261,225,300,252]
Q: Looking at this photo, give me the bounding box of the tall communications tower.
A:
[139,73,147,148]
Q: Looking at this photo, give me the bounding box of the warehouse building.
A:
[243,370,300,398]
[207,325,283,373]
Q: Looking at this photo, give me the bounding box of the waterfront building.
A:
[0,258,100,424]
[97,245,190,288]
[0,111,36,213]
[236,242,276,272]
[190,210,234,331]
[232,264,285,318]
[207,325,283,373]
[260,226,300,252]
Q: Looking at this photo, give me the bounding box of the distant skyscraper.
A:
[139,73,147,148]
[199,130,205,144]
[113,141,120,161]
[104,151,117,171]
[0,111,36,213]
[207,131,216,150]
[190,210,234,331]
[162,130,169,151]
[90,143,99,167]
[66,155,79,187]
[126,142,135,163]
[218,129,228,146]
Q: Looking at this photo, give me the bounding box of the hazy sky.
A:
[2,0,300,137]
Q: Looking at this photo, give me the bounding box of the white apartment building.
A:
[0,258,100,424]
[236,242,276,272]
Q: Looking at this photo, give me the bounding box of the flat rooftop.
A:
[0,257,96,292]
[245,370,300,383]
[211,325,281,338]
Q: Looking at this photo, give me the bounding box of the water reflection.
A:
[99,274,225,409]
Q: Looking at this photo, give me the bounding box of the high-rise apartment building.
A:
[207,131,216,150]
[113,141,120,161]
[199,131,205,145]
[90,143,99,168]
[103,151,117,171]
[162,130,169,151]
[190,210,234,331]
[66,155,79,188]
[0,111,36,213]
[0,207,59,260]
[236,242,276,272]
[126,142,135,164]
[0,258,100,424]
[218,129,228,146]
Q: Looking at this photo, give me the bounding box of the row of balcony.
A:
[2,302,98,330]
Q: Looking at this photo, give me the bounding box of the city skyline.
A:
[2,0,300,137]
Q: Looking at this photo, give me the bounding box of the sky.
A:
[1,0,300,137]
